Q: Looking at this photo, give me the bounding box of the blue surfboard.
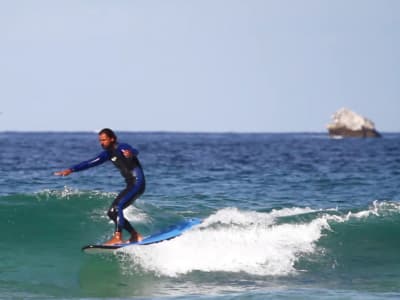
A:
[82,218,202,254]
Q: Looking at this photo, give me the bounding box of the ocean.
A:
[0,131,399,299]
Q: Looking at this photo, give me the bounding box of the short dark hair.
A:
[98,128,117,141]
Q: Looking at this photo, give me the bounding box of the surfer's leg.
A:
[105,182,145,243]
[107,188,130,231]
[104,187,132,245]
[116,183,145,242]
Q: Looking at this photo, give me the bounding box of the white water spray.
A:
[120,207,330,277]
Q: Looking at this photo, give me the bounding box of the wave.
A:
[119,201,400,278]
[2,190,399,281]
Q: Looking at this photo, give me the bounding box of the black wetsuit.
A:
[70,142,145,234]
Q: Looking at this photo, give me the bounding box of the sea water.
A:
[0,132,399,299]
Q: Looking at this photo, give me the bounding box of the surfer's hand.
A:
[121,149,132,158]
[54,169,72,176]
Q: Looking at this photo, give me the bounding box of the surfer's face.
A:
[99,133,115,150]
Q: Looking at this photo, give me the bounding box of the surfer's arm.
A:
[70,151,110,172]
[119,143,139,158]
[54,151,109,176]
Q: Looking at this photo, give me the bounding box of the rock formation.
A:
[327,108,381,138]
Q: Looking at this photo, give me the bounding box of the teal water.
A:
[0,132,399,299]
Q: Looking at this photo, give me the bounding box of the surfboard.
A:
[82,218,202,254]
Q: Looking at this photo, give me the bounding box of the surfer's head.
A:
[98,128,117,150]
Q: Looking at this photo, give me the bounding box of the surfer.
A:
[54,128,145,245]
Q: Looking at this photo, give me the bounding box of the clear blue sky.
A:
[1,0,399,132]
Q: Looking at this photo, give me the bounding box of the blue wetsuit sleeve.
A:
[70,151,109,172]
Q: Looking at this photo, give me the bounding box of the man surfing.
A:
[55,128,145,245]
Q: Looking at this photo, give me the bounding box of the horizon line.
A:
[1,129,398,134]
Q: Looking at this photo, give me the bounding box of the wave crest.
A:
[120,206,330,277]
[119,201,400,277]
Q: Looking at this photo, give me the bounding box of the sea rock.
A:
[327,108,381,138]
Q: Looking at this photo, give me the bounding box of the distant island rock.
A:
[327,108,381,138]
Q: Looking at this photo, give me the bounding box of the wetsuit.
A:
[70,143,145,235]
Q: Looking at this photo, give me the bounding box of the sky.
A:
[0,0,399,132]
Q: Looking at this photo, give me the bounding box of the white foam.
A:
[36,186,81,198]
[124,202,150,223]
[201,207,317,228]
[36,186,116,199]
[119,202,400,277]
[324,200,400,223]
[120,207,330,277]
[371,200,400,215]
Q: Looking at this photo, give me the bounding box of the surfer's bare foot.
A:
[137,233,143,242]
[103,232,123,245]
[128,232,143,243]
